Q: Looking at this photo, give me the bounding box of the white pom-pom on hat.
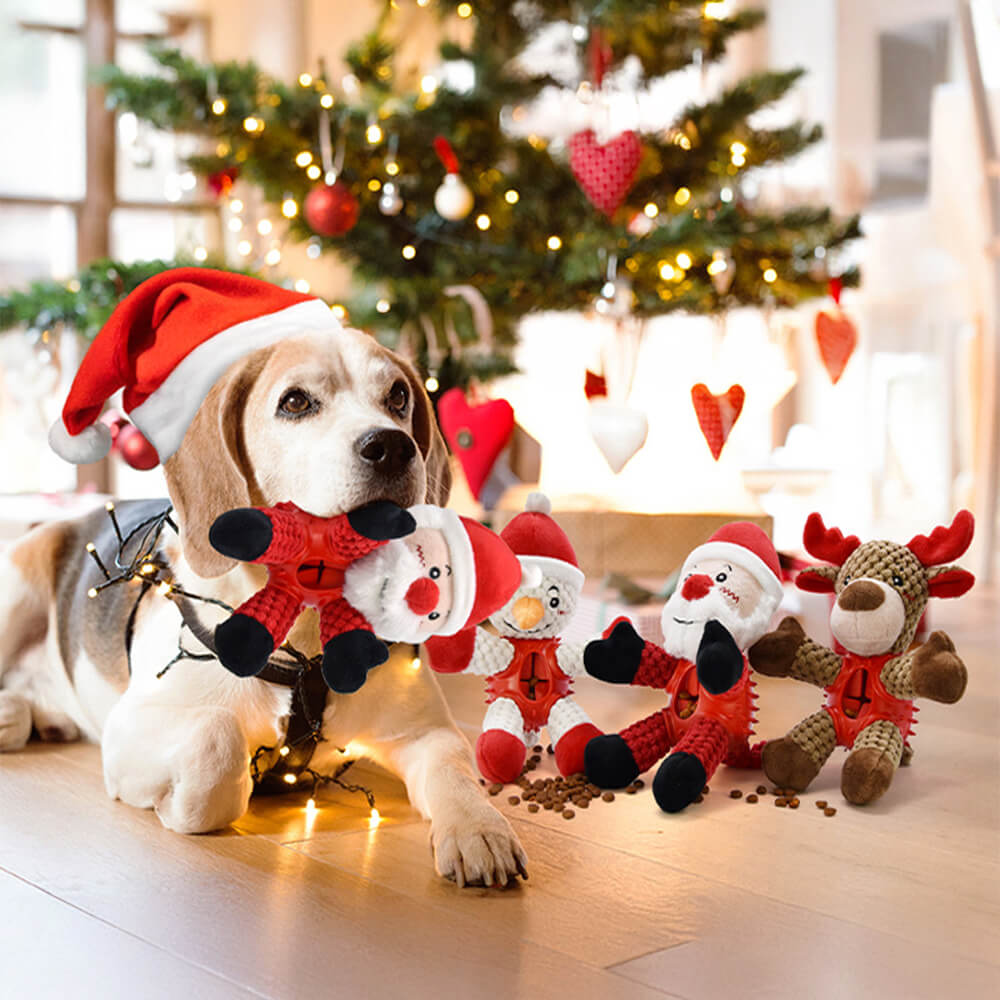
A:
[524,491,552,515]
[48,419,112,465]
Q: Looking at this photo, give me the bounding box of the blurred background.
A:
[0,0,997,589]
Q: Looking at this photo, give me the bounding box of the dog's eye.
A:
[278,389,316,418]
[386,379,409,416]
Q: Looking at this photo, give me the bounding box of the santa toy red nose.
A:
[405,577,439,615]
[681,573,713,601]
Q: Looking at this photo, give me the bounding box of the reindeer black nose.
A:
[837,580,885,612]
[356,428,416,478]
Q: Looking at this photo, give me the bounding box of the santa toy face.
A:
[660,523,783,662]
[491,569,580,639]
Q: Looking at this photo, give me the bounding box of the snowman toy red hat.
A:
[48,267,343,465]
[499,492,584,594]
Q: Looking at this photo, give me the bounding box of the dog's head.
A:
[164,328,451,577]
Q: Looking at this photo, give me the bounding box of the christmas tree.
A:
[2,0,860,390]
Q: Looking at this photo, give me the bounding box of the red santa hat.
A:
[499,492,584,593]
[681,522,783,607]
[409,506,523,635]
[48,267,342,466]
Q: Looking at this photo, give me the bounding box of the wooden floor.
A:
[1,590,998,999]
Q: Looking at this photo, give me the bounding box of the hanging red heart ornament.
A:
[691,383,745,461]
[437,388,515,500]
[568,129,642,218]
[815,309,858,384]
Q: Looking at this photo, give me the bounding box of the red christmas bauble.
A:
[304,182,360,236]
[115,424,160,470]
[207,166,239,199]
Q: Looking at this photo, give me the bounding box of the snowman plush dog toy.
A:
[425,494,602,784]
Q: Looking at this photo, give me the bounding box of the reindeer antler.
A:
[802,512,861,565]
[907,510,975,567]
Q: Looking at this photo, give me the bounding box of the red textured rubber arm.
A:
[319,596,373,646]
[233,584,303,646]
[633,643,681,688]
[327,514,388,561]
[257,506,310,564]
[620,710,673,773]
[424,630,476,673]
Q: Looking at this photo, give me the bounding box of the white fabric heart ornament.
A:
[587,399,649,474]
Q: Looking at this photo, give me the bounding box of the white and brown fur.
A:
[0,327,527,886]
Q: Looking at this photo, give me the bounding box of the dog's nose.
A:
[356,428,416,477]
[837,580,885,612]
[681,574,713,601]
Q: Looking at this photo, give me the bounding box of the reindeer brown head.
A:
[796,511,975,656]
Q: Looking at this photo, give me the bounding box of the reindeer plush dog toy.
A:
[749,510,974,805]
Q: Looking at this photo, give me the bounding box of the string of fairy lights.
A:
[166,0,811,331]
[84,501,388,828]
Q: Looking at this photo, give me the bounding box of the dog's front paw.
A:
[0,691,32,752]
[431,806,528,888]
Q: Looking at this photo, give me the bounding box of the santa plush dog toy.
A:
[584,522,783,812]
[424,493,602,784]
[209,501,522,694]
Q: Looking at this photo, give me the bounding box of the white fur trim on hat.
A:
[517,554,584,593]
[408,505,474,636]
[48,419,112,465]
[128,298,341,462]
[682,541,783,605]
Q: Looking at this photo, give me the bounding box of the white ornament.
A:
[434,173,474,220]
[379,181,404,216]
[587,399,649,474]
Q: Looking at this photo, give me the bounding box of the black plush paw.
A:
[584,734,640,788]
[347,501,416,541]
[321,629,390,693]
[584,621,644,684]
[696,620,744,695]
[652,752,707,813]
[214,613,274,677]
[209,509,273,561]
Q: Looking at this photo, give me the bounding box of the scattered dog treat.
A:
[533,745,543,753]
[730,789,743,799]
[824,806,837,817]
[546,744,554,755]
[508,795,520,805]
[527,803,539,813]
[488,783,503,796]
[788,798,800,809]
[602,791,615,802]
[562,809,575,819]
[756,785,767,795]
[775,796,788,807]
[816,800,827,809]
[746,794,759,803]
[702,785,710,795]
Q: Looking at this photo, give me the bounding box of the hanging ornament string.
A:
[319,107,345,184]
[82,502,378,813]
[443,284,495,357]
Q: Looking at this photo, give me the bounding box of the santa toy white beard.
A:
[660,587,777,663]
[342,539,428,643]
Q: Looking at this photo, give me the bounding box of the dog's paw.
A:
[0,691,32,752]
[431,807,528,888]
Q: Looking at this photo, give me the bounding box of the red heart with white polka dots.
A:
[569,129,642,218]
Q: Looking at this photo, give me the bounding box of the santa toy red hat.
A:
[407,505,523,635]
[500,492,584,592]
[681,521,783,608]
[48,267,342,466]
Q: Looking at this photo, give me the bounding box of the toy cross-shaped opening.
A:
[842,669,873,719]
[520,653,548,701]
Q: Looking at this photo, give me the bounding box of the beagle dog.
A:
[0,327,527,887]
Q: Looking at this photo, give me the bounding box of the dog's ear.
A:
[400,358,451,506]
[163,353,265,578]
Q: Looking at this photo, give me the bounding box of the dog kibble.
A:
[634,779,645,789]
[746,794,759,803]
[695,794,704,804]
[788,799,800,809]
[527,803,540,813]
[775,797,788,807]
[730,789,743,799]
[546,744,554,754]
[702,785,710,795]
[543,800,554,810]
[479,778,486,786]
[816,800,828,809]
[602,791,615,802]
[533,745,543,753]
[824,807,837,817]
[756,785,767,795]
[625,785,638,795]
[562,809,575,819]
[488,783,503,796]
[508,796,520,805]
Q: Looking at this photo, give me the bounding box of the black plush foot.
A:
[652,752,707,813]
[321,629,390,693]
[209,508,273,561]
[584,620,644,684]
[214,613,274,677]
[584,734,641,788]
[696,620,744,695]
[347,501,416,541]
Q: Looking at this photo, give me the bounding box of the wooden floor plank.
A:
[0,868,258,999]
